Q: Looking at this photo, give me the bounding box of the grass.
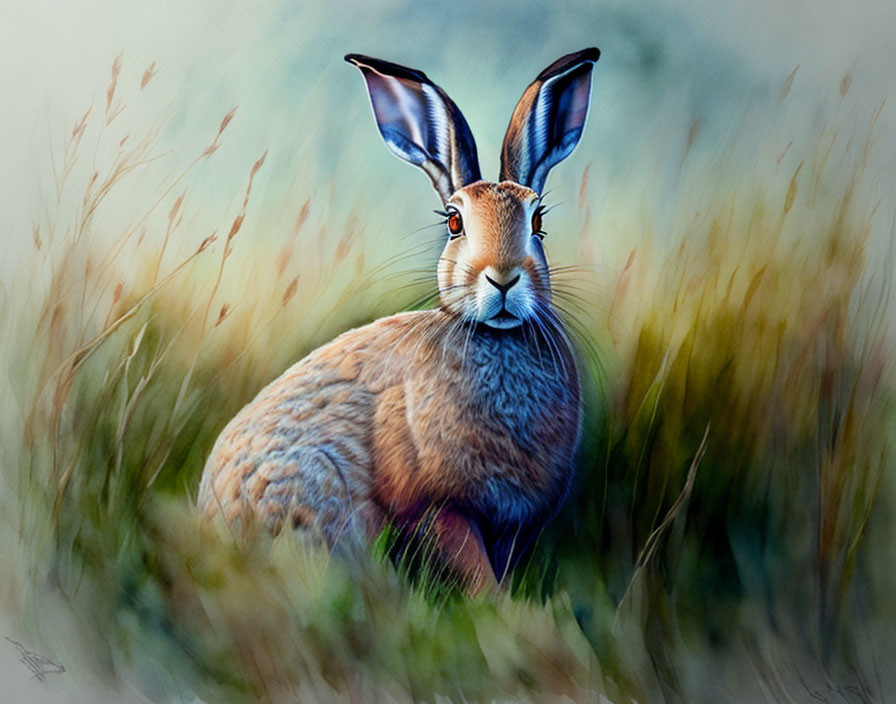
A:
[1,56,894,702]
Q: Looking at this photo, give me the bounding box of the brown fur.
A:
[199,301,580,587]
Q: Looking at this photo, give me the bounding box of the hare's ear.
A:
[346,54,481,203]
[500,48,600,194]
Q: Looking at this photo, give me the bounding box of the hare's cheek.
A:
[437,256,453,291]
[438,242,460,283]
[522,256,548,296]
[527,236,549,270]
[437,244,475,311]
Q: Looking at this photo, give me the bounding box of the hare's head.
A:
[347,48,599,329]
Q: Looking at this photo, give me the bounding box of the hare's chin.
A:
[482,311,523,330]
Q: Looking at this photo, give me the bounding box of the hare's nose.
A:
[485,273,520,295]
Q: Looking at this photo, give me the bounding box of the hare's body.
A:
[199,310,579,569]
[199,48,600,590]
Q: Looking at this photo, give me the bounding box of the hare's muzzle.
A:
[476,265,536,329]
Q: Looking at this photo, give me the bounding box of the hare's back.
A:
[197,310,442,539]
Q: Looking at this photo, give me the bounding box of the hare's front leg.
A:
[371,387,496,594]
[390,506,497,595]
[428,508,497,595]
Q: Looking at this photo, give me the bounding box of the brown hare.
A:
[198,48,600,593]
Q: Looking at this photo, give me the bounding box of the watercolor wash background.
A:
[1,0,895,702]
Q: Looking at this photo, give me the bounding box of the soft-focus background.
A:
[2,0,895,702]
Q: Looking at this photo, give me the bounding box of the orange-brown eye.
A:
[447,210,463,236]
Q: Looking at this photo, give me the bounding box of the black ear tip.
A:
[342,54,431,84]
[537,47,601,81]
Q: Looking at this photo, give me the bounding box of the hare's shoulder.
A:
[273,309,446,391]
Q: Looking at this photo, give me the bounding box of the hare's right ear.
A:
[500,48,600,194]
[346,54,481,204]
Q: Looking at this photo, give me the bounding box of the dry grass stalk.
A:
[140,61,158,90]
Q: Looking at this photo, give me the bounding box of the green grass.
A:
[2,58,894,703]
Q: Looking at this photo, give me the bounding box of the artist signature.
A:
[5,637,65,681]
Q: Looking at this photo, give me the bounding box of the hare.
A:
[198,48,600,592]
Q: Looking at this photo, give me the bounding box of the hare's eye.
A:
[532,206,546,239]
[447,211,463,237]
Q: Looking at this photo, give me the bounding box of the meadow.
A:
[1,47,894,702]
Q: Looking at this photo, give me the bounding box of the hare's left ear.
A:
[346,54,481,204]
[500,48,600,194]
